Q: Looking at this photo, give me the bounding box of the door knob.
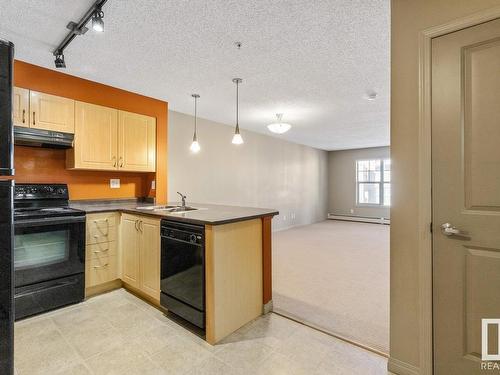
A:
[441,223,462,236]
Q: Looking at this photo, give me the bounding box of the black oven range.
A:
[13,184,85,320]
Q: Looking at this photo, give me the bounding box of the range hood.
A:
[14,126,74,149]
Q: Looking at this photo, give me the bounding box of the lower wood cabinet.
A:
[120,213,161,301]
[85,213,120,289]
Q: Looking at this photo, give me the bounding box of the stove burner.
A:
[13,184,84,219]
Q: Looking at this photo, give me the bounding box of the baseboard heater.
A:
[327,214,390,225]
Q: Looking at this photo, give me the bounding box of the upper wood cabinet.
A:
[67,102,156,172]
[12,88,75,133]
[13,87,29,127]
[69,102,118,171]
[118,111,156,172]
[30,91,75,133]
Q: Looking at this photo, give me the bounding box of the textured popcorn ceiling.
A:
[0,0,389,150]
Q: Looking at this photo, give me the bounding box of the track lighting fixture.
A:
[232,78,244,145]
[53,0,108,68]
[54,52,66,69]
[92,8,104,32]
[190,94,201,153]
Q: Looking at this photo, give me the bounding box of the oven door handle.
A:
[15,215,86,228]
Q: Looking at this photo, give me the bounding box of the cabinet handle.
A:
[113,156,117,167]
[93,263,109,269]
[22,109,25,124]
[119,157,123,168]
[135,220,139,231]
[93,248,109,254]
[94,219,109,224]
[32,112,36,126]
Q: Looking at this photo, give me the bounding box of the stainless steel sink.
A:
[136,205,176,210]
[136,205,198,213]
[168,206,198,212]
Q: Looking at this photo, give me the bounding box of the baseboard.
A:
[85,279,122,298]
[122,281,161,308]
[263,300,273,314]
[327,214,390,225]
[388,357,420,375]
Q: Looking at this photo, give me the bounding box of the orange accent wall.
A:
[12,61,168,203]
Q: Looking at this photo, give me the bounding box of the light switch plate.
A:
[110,179,120,189]
[151,180,156,190]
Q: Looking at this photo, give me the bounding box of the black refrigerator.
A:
[0,38,15,375]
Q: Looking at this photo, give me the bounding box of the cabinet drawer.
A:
[86,225,117,244]
[86,241,117,260]
[86,255,118,288]
[87,212,118,230]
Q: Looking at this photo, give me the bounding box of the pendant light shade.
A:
[232,78,244,145]
[190,94,201,153]
[267,113,292,134]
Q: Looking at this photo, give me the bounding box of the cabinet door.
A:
[29,90,75,133]
[71,101,118,170]
[120,214,140,288]
[139,217,161,300]
[118,111,156,172]
[12,87,29,127]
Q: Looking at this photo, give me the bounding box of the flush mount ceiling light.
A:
[92,7,105,32]
[267,113,291,134]
[190,94,201,153]
[232,78,244,145]
[52,0,108,68]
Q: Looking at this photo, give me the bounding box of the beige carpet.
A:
[273,220,389,354]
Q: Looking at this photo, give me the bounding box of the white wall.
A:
[168,110,328,231]
[328,146,390,219]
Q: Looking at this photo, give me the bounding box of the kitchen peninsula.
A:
[70,199,278,345]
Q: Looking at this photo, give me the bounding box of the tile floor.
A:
[14,289,388,375]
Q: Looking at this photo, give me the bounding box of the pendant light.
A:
[267,113,292,134]
[190,94,201,153]
[232,78,244,145]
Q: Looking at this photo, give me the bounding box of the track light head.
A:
[54,53,66,68]
[92,9,104,32]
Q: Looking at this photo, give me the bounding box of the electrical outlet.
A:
[151,180,156,190]
[110,179,120,189]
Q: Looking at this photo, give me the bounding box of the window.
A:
[356,159,391,206]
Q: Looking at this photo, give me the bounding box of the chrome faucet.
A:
[177,192,187,207]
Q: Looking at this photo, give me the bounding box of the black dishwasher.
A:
[160,220,205,329]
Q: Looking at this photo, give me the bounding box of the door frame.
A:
[417,7,500,375]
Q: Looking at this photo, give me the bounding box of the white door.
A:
[432,18,500,374]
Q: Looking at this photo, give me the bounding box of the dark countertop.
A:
[69,199,279,226]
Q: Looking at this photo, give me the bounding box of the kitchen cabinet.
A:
[12,88,75,133]
[12,87,29,127]
[85,213,119,290]
[120,213,140,288]
[69,102,118,171]
[118,111,156,172]
[120,213,160,301]
[67,103,156,172]
[30,91,75,133]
